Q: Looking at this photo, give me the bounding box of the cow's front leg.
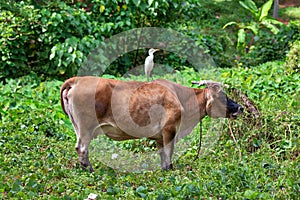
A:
[161,127,176,170]
[75,136,94,172]
[162,143,174,170]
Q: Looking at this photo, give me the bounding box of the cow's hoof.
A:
[81,163,94,173]
[162,164,173,171]
[86,166,94,173]
[82,166,94,173]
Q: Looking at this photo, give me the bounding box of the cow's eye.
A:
[217,92,226,99]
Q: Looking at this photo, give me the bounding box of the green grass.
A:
[0,61,299,199]
[280,6,300,20]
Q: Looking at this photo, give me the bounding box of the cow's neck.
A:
[175,87,208,141]
[178,87,207,125]
[193,88,208,120]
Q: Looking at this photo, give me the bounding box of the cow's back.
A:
[61,77,198,139]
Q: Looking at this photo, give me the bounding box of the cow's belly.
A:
[95,123,137,141]
[94,122,162,141]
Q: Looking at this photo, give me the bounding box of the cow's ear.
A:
[209,83,222,93]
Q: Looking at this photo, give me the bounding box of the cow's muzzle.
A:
[230,106,243,119]
[227,98,243,120]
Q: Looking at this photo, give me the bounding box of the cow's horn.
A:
[191,80,216,86]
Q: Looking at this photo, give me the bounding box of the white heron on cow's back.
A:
[144,48,159,81]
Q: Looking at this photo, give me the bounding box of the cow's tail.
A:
[60,77,77,115]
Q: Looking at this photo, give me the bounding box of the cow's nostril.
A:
[239,106,244,113]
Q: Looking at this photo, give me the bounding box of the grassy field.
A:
[1,1,300,199]
[0,61,299,199]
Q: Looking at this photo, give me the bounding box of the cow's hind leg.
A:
[163,133,175,170]
[156,139,166,170]
[75,133,94,172]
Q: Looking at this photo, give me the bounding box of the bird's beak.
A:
[154,49,160,52]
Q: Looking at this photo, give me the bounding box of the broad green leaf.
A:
[11,179,22,193]
[237,28,246,47]
[68,46,73,53]
[239,0,258,17]
[244,189,259,199]
[49,46,56,60]
[223,21,238,29]
[71,53,76,62]
[58,58,62,67]
[148,0,154,6]
[258,0,273,21]
[76,51,83,58]
[264,18,284,25]
[244,23,258,35]
[261,20,279,34]
[132,0,141,7]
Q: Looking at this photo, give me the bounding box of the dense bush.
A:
[0,73,69,138]
[285,39,300,74]
[1,0,207,80]
[1,0,299,79]
[232,19,300,67]
[0,1,99,80]
[219,61,299,155]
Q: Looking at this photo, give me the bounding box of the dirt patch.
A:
[280,0,300,8]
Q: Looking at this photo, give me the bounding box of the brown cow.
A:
[60,77,243,172]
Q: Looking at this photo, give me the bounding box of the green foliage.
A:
[280,6,300,20]
[0,73,70,138]
[219,61,299,157]
[285,39,300,74]
[223,0,284,49]
[0,61,299,199]
[223,61,299,103]
[1,0,299,78]
[0,0,205,80]
[237,22,299,67]
[0,1,100,80]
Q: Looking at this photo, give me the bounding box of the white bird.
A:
[144,48,159,81]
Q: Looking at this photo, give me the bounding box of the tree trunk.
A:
[273,0,279,19]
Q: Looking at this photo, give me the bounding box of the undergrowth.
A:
[0,61,299,199]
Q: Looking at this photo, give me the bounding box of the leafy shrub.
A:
[0,0,298,80]
[0,73,71,139]
[285,39,300,74]
[236,20,300,67]
[219,61,299,158]
[223,0,284,49]
[197,34,232,68]
[0,1,99,81]
[0,0,207,80]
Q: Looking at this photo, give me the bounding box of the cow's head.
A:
[194,80,243,119]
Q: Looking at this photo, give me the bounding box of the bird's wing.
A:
[144,56,154,65]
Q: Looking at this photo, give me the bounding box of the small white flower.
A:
[111,153,119,159]
[86,193,98,200]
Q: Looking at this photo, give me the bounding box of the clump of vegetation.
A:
[285,39,300,74]
[0,0,203,80]
[223,0,284,49]
[1,61,299,199]
[2,0,299,79]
